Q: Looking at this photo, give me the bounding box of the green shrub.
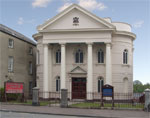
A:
[0,88,5,101]
[6,93,22,101]
[0,88,23,101]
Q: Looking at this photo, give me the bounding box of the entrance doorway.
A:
[72,78,86,99]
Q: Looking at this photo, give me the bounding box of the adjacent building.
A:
[33,4,136,99]
[0,24,36,96]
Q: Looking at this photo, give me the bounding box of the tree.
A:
[133,80,150,93]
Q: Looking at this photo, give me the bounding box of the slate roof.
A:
[0,24,36,46]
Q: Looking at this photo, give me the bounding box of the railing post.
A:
[32,87,40,106]
[144,89,150,112]
[61,89,68,108]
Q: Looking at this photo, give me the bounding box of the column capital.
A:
[86,42,93,46]
[105,43,112,49]
[48,44,53,49]
[105,43,111,46]
[59,42,66,46]
[43,43,48,46]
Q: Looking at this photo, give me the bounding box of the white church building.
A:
[33,4,136,99]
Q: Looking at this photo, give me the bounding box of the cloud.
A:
[57,0,107,12]
[132,20,144,28]
[62,0,71,2]
[32,0,52,8]
[57,3,72,12]
[17,17,35,25]
[78,0,107,11]
[17,17,24,25]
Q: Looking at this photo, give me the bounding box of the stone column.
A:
[60,43,66,89]
[43,44,49,98]
[48,45,52,92]
[105,43,112,85]
[87,43,93,100]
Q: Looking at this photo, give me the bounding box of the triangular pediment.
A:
[70,66,86,74]
[37,4,115,31]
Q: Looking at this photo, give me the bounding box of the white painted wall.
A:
[34,5,135,95]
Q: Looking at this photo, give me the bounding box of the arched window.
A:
[98,77,104,93]
[98,49,104,63]
[56,76,60,92]
[56,49,61,63]
[75,49,83,63]
[123,49,128,64]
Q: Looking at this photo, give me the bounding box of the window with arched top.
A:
[56,49,61,63]
[123,49,128,64]
[75,49,83,63]
[98,76,104,93]
[56,76,60,92]
[98,49,104,63]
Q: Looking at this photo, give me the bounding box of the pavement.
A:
[0,104,150,118]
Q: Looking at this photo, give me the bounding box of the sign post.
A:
[4,82,24,102]
[101,84,114,107]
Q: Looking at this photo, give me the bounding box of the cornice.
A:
[39,28,115,33]
[113,31,136,40]
[32,33,43,40]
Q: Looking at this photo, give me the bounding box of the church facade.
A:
[33,4,136,99]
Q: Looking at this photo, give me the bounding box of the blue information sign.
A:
[103,88,113,97]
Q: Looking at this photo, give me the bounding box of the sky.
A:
[0,0,150,84]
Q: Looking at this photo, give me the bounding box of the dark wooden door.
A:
[72,78,86,99]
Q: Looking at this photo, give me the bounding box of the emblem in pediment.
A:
[73,17,79,26]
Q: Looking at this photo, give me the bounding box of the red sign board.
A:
[5,82,24,93]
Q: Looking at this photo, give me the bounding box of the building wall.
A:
[36,34,133,93]
[0,31,36,96]
[34,4,135,96]
[112,35,133,93]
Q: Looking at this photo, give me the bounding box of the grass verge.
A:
[70,102,144,109]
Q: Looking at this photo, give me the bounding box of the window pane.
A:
[56,78,60,91]
[98,80,100,92]
[76,52,79,63]
[123,52,125,64]
[56,79,58,91]
[101,51,104,63]
[59,52,61,63]
[98,50,104,63]
[123,50,128,64]
[80,52,83,63]
[58,79,60,91]
[8,39,13,48]
[126,52,128,64]
[8,56,13,72]
[56,52,58,63]
[101,80,104,91]
[56,50,61,63]
[98,52,100,63]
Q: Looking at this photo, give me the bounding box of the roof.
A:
[37,4,115,31]
[0,24,36,46]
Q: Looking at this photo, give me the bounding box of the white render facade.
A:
[33,4,136,99]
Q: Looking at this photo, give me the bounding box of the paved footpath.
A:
[0,104,150,118]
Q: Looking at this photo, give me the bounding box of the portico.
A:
[33,4,136,99]
[42,42,112,99]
